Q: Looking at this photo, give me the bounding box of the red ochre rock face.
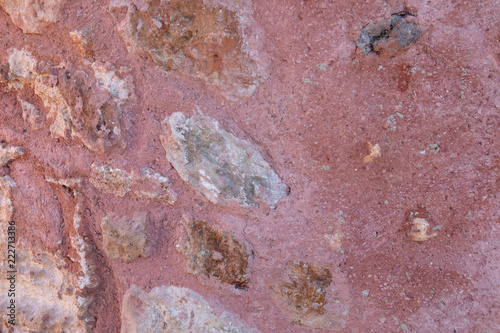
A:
[110,0,269,100]
[1,0,499,332]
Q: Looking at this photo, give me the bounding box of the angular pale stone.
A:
[161,112,288,208]
[109,0,269,99]
[34,75,73,139]
[410,218,437,242]
[90,163,176,204]
[90,164,133,197]
[101,212,148,262]
[7,48,38,89]
[0,0,66,34]
[0,249,94,332]
[71,198,99,290]
[92,61,133,108]
[0,144,24,167]
[7,48,132,153]
[19,99,44,130]
[121,285,258,333]
[177,217,251,288]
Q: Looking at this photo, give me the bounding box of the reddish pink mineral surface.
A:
[0,0,499,332]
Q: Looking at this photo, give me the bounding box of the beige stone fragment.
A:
[161,112,288,208]
[0,177,94,332]
[90,164,177,204]
[101,212,148,262]
[363,142,381,163]
[109,0,269,100]
[121,285,258,333]
[0,145,24,167]
[410,218,437,242]
[19,99,44,129]
[0,0,66,34]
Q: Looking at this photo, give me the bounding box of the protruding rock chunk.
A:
[0,144,24,167]
[177,217,251,288]
[0,0,66,34]
[121,285,258,333]
[161,112,288,208]
[109,0,269,99]
[90,163,177,204]
[101,212,148,262]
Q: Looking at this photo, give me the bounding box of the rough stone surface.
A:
[356,12,423,58]
[0,0,66,34]
[102,211,148,262]
[1,0,499,332]
[7,47,132,153]
[109,0,269,99]
[177,217,251,288]
[161,112,288,208]
[121,285,257,333]
[90,163,177,204]
[0,144,24,167]
[0,176,94,332]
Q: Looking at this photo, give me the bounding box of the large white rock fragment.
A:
[121,285,258,333]
[161,112,288,208]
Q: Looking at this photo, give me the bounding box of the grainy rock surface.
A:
[161,112,289,208]
[121,285,257,333]
[0,0,499,332]
[101,211,148,263]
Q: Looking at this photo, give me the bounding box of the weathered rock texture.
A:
[356,12,423,58]
[0,144,23,167]
[109,0,268,99]
[177,217,251,288]
[1,0,499,332]
[121,285,257,332]
[161,112,288,208]
[7,47,133,153]
[0,176,94,332]
[0,0,66,33]
[102,212,148,262]
[90,163,177,204]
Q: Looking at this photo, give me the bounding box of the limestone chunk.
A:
[19,99,44,129]
[410,218,437,242]
[101,212,148,262]
[7,48,132,153]
[90,163,177,204]
[177,217,251,288]
[121,285,258,333]
[0,144,24,167]
[109,0,269,99]
[0,0,66,34]
[161,112,288,208]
